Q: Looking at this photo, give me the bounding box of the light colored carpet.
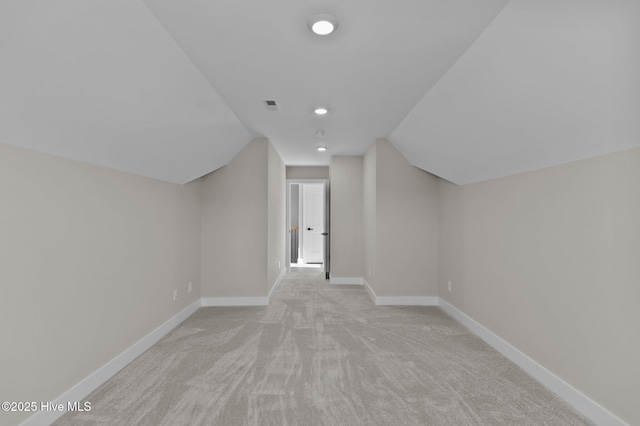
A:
[57,271,591,425]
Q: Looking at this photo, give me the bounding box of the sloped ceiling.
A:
[141,0,509,168]
[0,0,251,184]
[391,0,640,184]
[1,0,638,185]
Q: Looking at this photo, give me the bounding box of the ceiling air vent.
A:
[263,99,280,111]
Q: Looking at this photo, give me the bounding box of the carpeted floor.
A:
[57,271,591,425]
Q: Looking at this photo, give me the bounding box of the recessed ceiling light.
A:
[309,14,338,36]
[314,107,328,115]
[317,147,327,152]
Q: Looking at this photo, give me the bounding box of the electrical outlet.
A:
[188,281,192,293]
[278,261,281,269]
[173,289,178,301]
[447,281,452,292]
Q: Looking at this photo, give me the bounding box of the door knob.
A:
[307,227,313,230]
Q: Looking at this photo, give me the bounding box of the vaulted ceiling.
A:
[1,0,638,184]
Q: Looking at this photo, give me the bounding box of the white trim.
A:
[201,297,268,307]
[268,268,287,301]
[361,279,437,306]
[438,299,628,426]
[20,291,623,426]
[20,300,201,426]
[329,276,363,285]
[301,182,326,265]
[362,278,375,302]
[376,296,439,306]
[363,278,376,303]
[202,271,287,307]
[286,178,329,271]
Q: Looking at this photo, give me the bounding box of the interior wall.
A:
[200,139,268,297]
[0,143,201,426]
[286,166,329,180]
[200,138,285,299]
[267,142,286,294]
[329,156,364,278]
[5,130,634,423]
[374,139,440,296]
[362,143,377,288]
[290,184,300,263]
[291,185,299,228]
[438,147,640,425]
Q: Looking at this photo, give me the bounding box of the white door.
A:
[302,183,324,263]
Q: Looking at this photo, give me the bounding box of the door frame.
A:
[286,178,329,274]
[301,182,325,264]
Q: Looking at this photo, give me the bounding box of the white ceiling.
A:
[391,0,640,184]
[141,0,509,167]
[1,0,638,185]
[0,0,251,184]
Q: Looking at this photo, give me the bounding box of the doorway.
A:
[287,179,329,276]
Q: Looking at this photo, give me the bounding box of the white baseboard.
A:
[202,269,285,307]
[361,279,438,306]
[438,299,628,426]
[329,276,364,285]
[268,268,287,301]
[201,297,269,307]
[20,300,201,426]
[19,287,624,426]
[363,279,376,303]
[376,296,439,306]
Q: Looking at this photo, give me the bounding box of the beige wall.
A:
[0,143,201,426]
[438,147,640,424]
[374,139,439,296]
[267,143,286,294]
[200,138,285,298]
[200,139,268,297]
[5,131,634,424]
[329,156,364,278]
[286,166,329,180]
[363,143,377,288]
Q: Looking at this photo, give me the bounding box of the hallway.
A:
[57,272,590,425]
